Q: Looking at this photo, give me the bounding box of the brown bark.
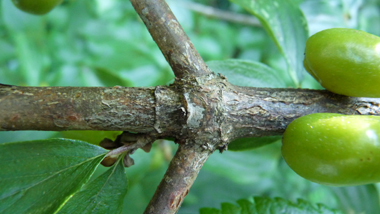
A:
[0,85,157,132]
[130,0,211,79]
[2,84,379,135]
[1,0,380,213]
[144,143,211,214]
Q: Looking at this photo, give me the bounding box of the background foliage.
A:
[0,0,380,213]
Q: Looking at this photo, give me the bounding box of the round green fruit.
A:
[304,28,380,97]
[282,113,380,186]
[11,0,63,15]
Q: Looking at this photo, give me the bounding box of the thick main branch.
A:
[2,81,380,214]
[225,86,380,141]
[1,84,379,138]
[0,85,185,136]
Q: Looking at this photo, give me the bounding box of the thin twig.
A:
[178,1,261,27]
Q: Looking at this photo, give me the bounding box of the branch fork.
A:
[2,0,380,213]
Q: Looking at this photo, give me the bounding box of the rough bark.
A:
[1,83,379,138]
[0,85,157,132]
[130,0,211,79]
[2,82,380,214]
[1,0,380,213]
[144,143,211,214]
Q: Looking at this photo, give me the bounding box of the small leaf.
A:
[201,196,343,214]
[0,139,107,214]
[57,159,128,214]
[221,202,241,214]
[236,199,257,214]
[228,136,281,151]
[229,0,309,86]
[199,207,222,214]
[253,197,342,214]
[207,59,286,88]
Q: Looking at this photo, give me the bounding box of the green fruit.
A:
[282,113,380,186]
[303,28,380,97]
[11,0,63,15]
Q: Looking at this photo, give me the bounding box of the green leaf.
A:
[228,136,281,151]
[207,59,286,88]
[60,131,122,146]
[201,197,343,214]
[203,144,281,184]
[199,207,221,214]
[0,138,107,214]
[80,66,132,87]
[229,0,309,86]
[57,159,128,214]
[330,185,380,214]
[12,32,46,86]
[221,202,242,214]
[2,0,50,86]
[236,199,257,214]
[253,197,342,214]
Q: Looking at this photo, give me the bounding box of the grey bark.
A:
[2,84,378,135]
[1,0,380,213]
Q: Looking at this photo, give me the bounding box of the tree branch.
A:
[130,0,211,79]
[225,86,380,141]
[2,1,380,213]
[2,81,380,214]
[0,85,184,136]
[1,84,379,138]
[178,1,261,27]
[144,142,210,214]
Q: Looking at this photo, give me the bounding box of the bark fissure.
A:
[2,0,380,213]
[1,85,380,136]
[1,82,380,214]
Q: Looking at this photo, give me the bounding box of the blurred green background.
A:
[0,0,380,213]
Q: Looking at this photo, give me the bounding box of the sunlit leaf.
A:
[0,139,107,214]
[57,159,128,214]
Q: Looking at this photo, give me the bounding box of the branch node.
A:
[100,131,157,167]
